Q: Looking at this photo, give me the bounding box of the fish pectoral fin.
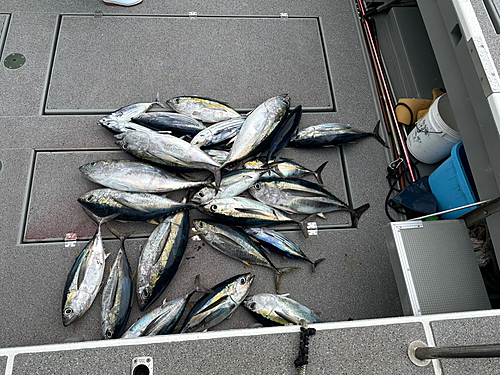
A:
[112,197,150,213]
[76,251,91,289]
[204,295,230,312]
[314,310,322,315]
[275,311,299,325]
[317,213,327,220]
[242,261,253,268]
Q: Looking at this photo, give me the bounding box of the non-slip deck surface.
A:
[0,0,401,355]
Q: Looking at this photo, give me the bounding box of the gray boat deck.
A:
[1,0,500,374]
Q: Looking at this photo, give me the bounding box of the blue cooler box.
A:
[428,142,479,219]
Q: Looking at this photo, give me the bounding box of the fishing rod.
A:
[355,0,417,186]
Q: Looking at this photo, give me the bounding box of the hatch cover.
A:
[45,15,334,114]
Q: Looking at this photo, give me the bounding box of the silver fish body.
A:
[121,293,192,338]
[137,207,190,310]
[80,160,209,193]
[244,158,328,185]
[166,96,241,123]
[101,235,133,339]
[114,131,221,183]
[290,122,388,148]
[244,293,323,325]
[78,188,193,221]
[190,117,245,148]
[249,178,351,215]
[192,220,278,270]
[191,168,268,205]
[200,196,296,227]
[181,273,254,333]
[132,112,206,135]
[243,227,325,272]
[99,97,164,126]
[100,120,159,134]
[62,215,114,326]
[205,149,229,164]
[223,94,289,167]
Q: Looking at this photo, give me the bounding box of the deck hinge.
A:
[280,12,289,19]
[189,12,198,19]
[94,10,103,18]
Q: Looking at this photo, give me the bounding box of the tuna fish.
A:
[78,188,193,221]
[166,96,241,123]
[62,210,118,326]
[80,160,210,193]
[244,293,323,325]
[290,121,388,148]
[101,227,134,339]
[180,273,254,333]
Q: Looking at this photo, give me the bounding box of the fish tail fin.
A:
[352,203,370,227]
[311,258,326,273]
[372,120,389,148]
[106,225,135,242]
[194,274,214,294]
[82,207,119,226]
[314,161,329,185]
[275,267,300,294]
[155,92,166,109]
[297,214,316,238]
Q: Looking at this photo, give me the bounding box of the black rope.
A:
[294,327,316,368]
[394,102,414,126]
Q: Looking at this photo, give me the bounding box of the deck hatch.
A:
[22,146,350,243]
[44,15,334,114]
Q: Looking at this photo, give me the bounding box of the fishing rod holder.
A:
[408,340,500,366]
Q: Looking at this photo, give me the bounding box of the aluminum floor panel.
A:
[0,0,401,354]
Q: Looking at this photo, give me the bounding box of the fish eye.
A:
[141,289,150,299]
[64,308,73,316]
[199,191,204,197]
[249,302,256,310]
[122,144,129,151]
[239,277,246,285]
[86,195,94,202]
[174,98,180,104]
[199,221,205,228]
[105,329,113,338]
[210,204,218,212]
[90,162,96,166]
[254,183,261,190]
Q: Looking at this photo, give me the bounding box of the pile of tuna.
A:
[62,94,384,339]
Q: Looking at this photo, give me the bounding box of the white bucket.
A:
[406,93,461,164]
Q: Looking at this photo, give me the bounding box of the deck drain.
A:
[4,53,26,69]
